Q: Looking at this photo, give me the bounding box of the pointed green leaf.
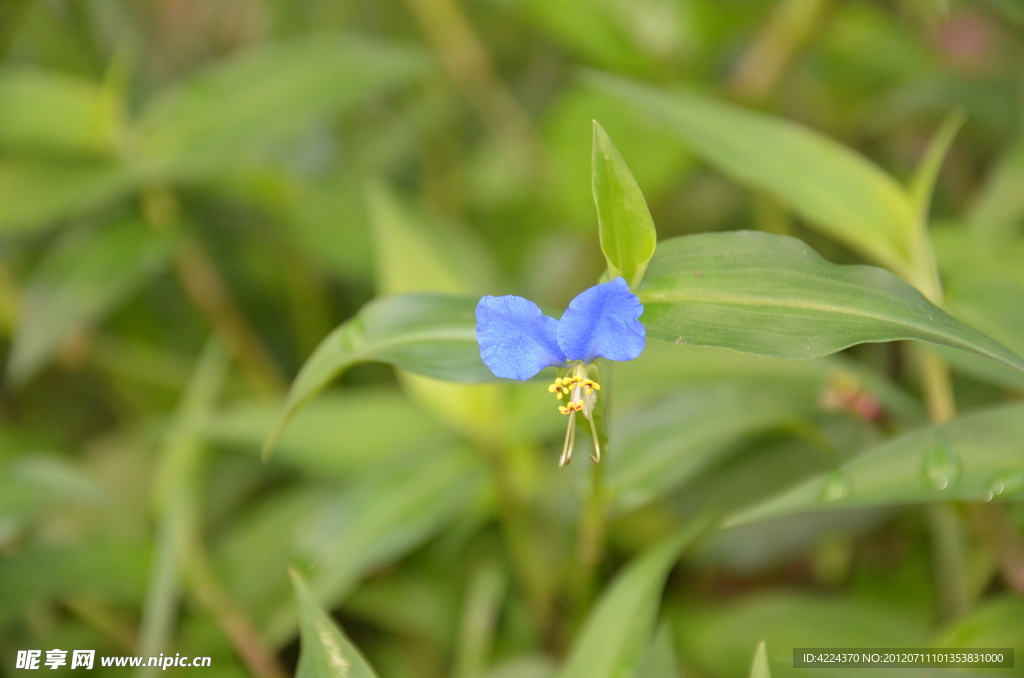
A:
[908,109,965,218]
[726,401,1024,526]
[368,180,494,296]
[290,568,380,678]
[136,35,428,175]
[592,74,918,275]
[592,121,657,289]
[263,293,490,457]
[7,218,175,384]
[555,520,709,678]
[749,642,770,678]
[637,231,1024,372]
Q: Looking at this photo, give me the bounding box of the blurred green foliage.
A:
[2,1,1024,678]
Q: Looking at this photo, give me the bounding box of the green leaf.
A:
[675,592,928,678]
[0,158,132,234]
[206,389,450,478]
[608,383,816,513]
[368,181,494,296]
[936,596,1024,650]
[726,401,1024,526]
[7,218,175,384]
[969,132,1024,242]
[637,231,1024,372]
[135,35,428,175]
[0,68,117,155]
[908,109,965,219]
[265,447,486,643]
[555,519,709,678]
[0,540,149,624]
[632,622,681,678]
[263,293,489,458]
[592,121,657,289]
[749,642,771,678]
[592,74,918,275]
[290,568,380,678]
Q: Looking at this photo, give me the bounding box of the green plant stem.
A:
[179,498,286,678]
[570,459,607,621]
[140,188,286,400]
[135,512,182,678]
[402,0,538,170]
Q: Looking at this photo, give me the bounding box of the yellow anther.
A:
[558,401,584,415]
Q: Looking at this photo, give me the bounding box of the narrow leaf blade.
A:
[290,568,380,678]
[555,519,709,678]
[592,120,657,289]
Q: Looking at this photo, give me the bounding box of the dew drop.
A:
[820,470,852,502]
[989,471,1024,498]
[922,434,960,491]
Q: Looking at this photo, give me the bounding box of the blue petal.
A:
[476,295,566,380]
[556,277,645,363]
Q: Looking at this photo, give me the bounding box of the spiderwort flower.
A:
[475,277,645,466]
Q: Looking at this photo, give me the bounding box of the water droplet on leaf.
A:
[922,434,960,491]
[820,470,852,502]
[989,471,1024,498]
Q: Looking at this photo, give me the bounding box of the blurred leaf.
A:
[206,389,450,478]
[749,642,770,678]
[609,383,816,512]
[592,121,657,289]
[0,68,117,154]
[969,132,1024,242]
[136,35,428,175]
[0,540,149,623]
[616,341,924,425]
[675,592,928,678]
[266,447,486,643]
[520,0,655,73]
[933,227,1024,389]
[637,231,1024,372]
[594,74,918,275]
[555,519,708,678]
[290,568,380,678]
[936,595,1024,662]
[368,181,494,296]
[908,108,965,219]
[0,455,103,527]
[0,158,131,234]
[264,293,491,457]
[633,622,681,678]
[727,402,1024,526]
[7,218,175,385]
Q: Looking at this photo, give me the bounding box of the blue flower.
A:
[475,277,645,465]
